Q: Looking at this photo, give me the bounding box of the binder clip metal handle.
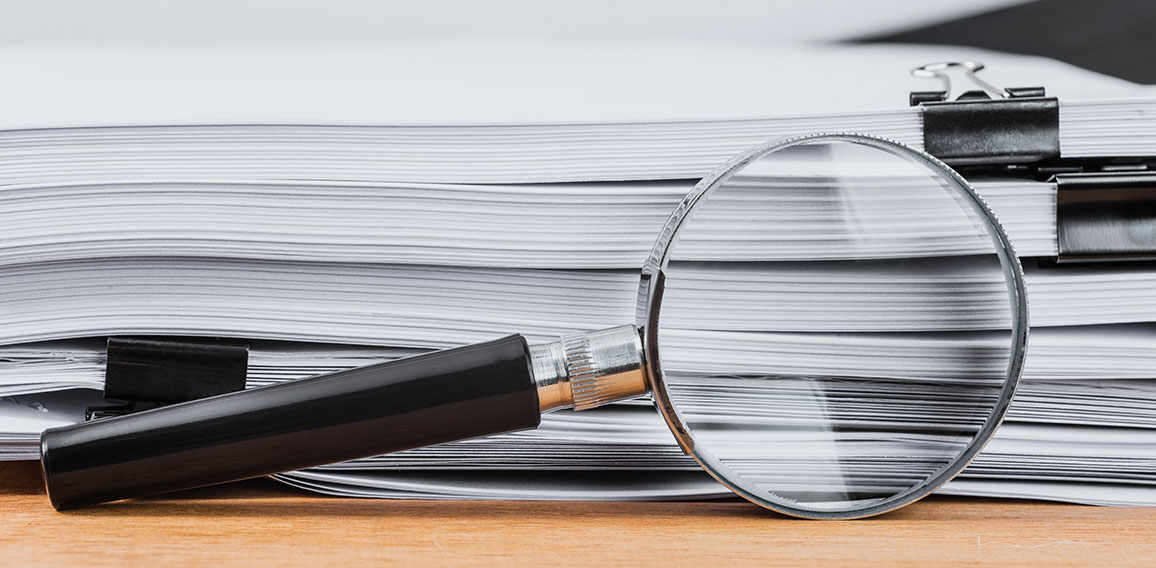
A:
[910,61,1045,105]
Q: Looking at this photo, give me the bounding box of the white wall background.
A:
[0,0,1028,45]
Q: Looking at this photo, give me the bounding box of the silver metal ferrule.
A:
[529,325,648,412]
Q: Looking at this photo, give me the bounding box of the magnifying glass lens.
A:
[651,136,1025,517]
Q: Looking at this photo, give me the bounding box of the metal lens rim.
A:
[635,132,1029,520]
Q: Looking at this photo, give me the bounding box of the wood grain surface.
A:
[1,461,1154,567]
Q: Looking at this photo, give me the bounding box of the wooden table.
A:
[2,461,1154,566]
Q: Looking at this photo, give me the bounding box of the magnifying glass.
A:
[39,133,1028,518]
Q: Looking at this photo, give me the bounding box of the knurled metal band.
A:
[562,333,604,411]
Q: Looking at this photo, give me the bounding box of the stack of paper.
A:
[1,41,1155,506]
[8,256,1156,352]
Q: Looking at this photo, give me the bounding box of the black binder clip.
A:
[1055,171,1156,263]
[909,61,1059,166]
[86,337,250,420]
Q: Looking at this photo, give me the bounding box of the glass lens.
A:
[646,135,1026,518]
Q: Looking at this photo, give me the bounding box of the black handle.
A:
[41,334,540,510]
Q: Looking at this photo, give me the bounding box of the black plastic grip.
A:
[41,334,540,510]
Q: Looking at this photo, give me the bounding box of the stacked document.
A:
[2,41,1156,506]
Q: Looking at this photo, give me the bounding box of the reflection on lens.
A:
[649,135,1025,517]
